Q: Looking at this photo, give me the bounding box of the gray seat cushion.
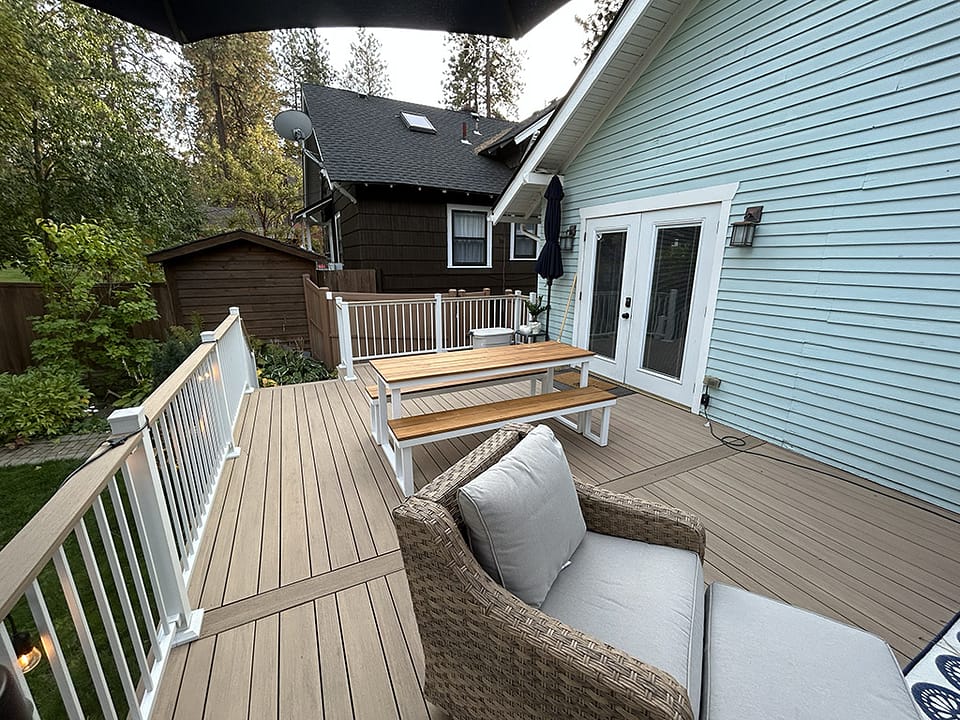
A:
[540,531,706,719]
[704,583,920,720]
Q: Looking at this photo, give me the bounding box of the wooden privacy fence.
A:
[303,275,533,379]
[0,308,258,719]
[0,282,175,374]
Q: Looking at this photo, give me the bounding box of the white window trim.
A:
[447,204,493,269]
[509,223,540,261]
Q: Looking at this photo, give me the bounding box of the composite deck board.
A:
[153,369,960,718]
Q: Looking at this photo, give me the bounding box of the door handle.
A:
[621,312,630,319]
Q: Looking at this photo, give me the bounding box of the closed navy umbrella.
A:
[536,175,564,340]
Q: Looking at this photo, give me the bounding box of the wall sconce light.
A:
[559,224,577,252]
[8,619,41,674]
[729,206,763,247]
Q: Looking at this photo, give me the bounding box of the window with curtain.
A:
[450,209,489,266]
[512,223,538,259]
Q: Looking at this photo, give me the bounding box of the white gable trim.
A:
[491,0,699,224]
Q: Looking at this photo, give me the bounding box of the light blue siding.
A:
[547,0,960,510]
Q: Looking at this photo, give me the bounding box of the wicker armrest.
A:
[576,480,706,559]
[393,497,694,720]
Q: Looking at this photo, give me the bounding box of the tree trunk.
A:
[484,37,492,117]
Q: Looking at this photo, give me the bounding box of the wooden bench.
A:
[387,386,616,495]
[364,369,546,443]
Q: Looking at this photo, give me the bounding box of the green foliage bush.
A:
[252,339,335,386]
[0,368,91,442]
[21,220,160,399]
[152,325,202,387]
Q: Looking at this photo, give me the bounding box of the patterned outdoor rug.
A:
[553,371,635,397]
[904,610,960,719]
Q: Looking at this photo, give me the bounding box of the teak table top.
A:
[369,342,593,384]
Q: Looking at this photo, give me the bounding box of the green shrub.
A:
[152,325,202,387]
[252,339,335,386]
[0,368,92,442]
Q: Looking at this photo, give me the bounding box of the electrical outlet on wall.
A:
[703,375,722,389]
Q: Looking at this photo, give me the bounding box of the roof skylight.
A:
[400,111,437,134]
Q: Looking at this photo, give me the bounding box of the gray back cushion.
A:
[458,425,586,607]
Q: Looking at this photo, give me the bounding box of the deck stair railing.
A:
[333,291,533,380]
[0,307,257,719]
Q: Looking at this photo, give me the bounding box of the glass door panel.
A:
[588,231,627,360]
[642,225,701,378]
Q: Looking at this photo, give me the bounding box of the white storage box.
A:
[471,327,514,349]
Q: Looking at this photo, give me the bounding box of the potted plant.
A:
[522,295,547,334]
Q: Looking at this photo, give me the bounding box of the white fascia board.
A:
[514,113,553,144]
[491,0,660,224]
[523,172,564,186]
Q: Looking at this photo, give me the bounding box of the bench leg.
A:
[582,405,612,447]
[397,445,414,497]
[369,399,380,443]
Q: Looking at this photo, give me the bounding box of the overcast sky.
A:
[320,0,595,120]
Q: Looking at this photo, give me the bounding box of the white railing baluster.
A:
[91,498,153,691]
[26,579,83,719]
[109,408,203,643]
[171,393,204,535]
[149,418,189,560]
[164,401,201,544]
[106,478,160,655]
[53,546,121,720]
[184,375,214,497]
[0,624,40,720]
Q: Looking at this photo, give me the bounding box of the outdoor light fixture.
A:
[729,206,763,247]
[7,619,41,674]
[560,224,578,252]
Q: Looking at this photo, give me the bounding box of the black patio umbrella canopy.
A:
[76,0,568,42]
[536,175,564,341]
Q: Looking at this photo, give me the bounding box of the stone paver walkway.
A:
[0,432,109,467]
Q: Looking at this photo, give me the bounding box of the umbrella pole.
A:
[545,282,553,340]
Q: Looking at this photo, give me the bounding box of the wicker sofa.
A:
[392,423,920,720]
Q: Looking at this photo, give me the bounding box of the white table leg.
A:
[377,377,389,448]
[542,367,555,394]
[391,388,403,420]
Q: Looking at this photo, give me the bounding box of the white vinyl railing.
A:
[0,307,257,719]
[333,291,532,380]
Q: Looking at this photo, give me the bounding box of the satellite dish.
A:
[273,110,314,142]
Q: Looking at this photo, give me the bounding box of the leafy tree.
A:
[21,221,160,400]
[274,28,336,108]
[343,28,391,97]
[442,34,524,120]
[181,33,301,238]
[0,0,201,263]
[576,0,626,61]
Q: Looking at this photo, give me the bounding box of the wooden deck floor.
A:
[153,365,960,719]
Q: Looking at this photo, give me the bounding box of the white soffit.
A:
[492,0,699,223]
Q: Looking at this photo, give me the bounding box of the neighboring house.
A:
[300,85,553,293]
[493,0,960,511]
[147,230,326,351]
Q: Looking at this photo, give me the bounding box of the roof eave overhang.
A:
[491,0,699,224]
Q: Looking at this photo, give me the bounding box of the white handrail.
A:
[0,308,256,719]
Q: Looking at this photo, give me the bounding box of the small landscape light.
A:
[7,619,41,674]
[729,206,763,247]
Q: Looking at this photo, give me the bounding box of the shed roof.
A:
[146,230,325,264]
[301,85,517,196]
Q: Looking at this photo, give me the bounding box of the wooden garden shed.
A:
[147,230,325,351]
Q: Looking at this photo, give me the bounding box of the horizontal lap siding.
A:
[556,0,960,510]
[166,243,315,351]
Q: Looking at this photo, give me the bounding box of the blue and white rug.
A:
[905,611,960,719]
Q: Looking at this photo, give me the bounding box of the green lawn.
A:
[2,460,150,718]
[0,267,29,282]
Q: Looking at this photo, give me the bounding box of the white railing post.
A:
[434,293,445,352]
[200,330,240,459]
[228,307,258,393]
[335,297,356,380]
[513,290,523,330]
[108,408,203,647]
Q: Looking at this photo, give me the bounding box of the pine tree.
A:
[274,28,336,108]
[441,34,523,120]
[342,28,391,97]
[575,0,625,61]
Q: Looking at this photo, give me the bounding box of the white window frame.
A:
[447,204,493,269]
[510,222,540,260]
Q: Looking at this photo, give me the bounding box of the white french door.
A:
[581,204,722,409]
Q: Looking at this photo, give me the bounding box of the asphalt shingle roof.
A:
[301,85,517,195]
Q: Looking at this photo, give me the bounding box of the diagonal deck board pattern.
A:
[153,365,960,718]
